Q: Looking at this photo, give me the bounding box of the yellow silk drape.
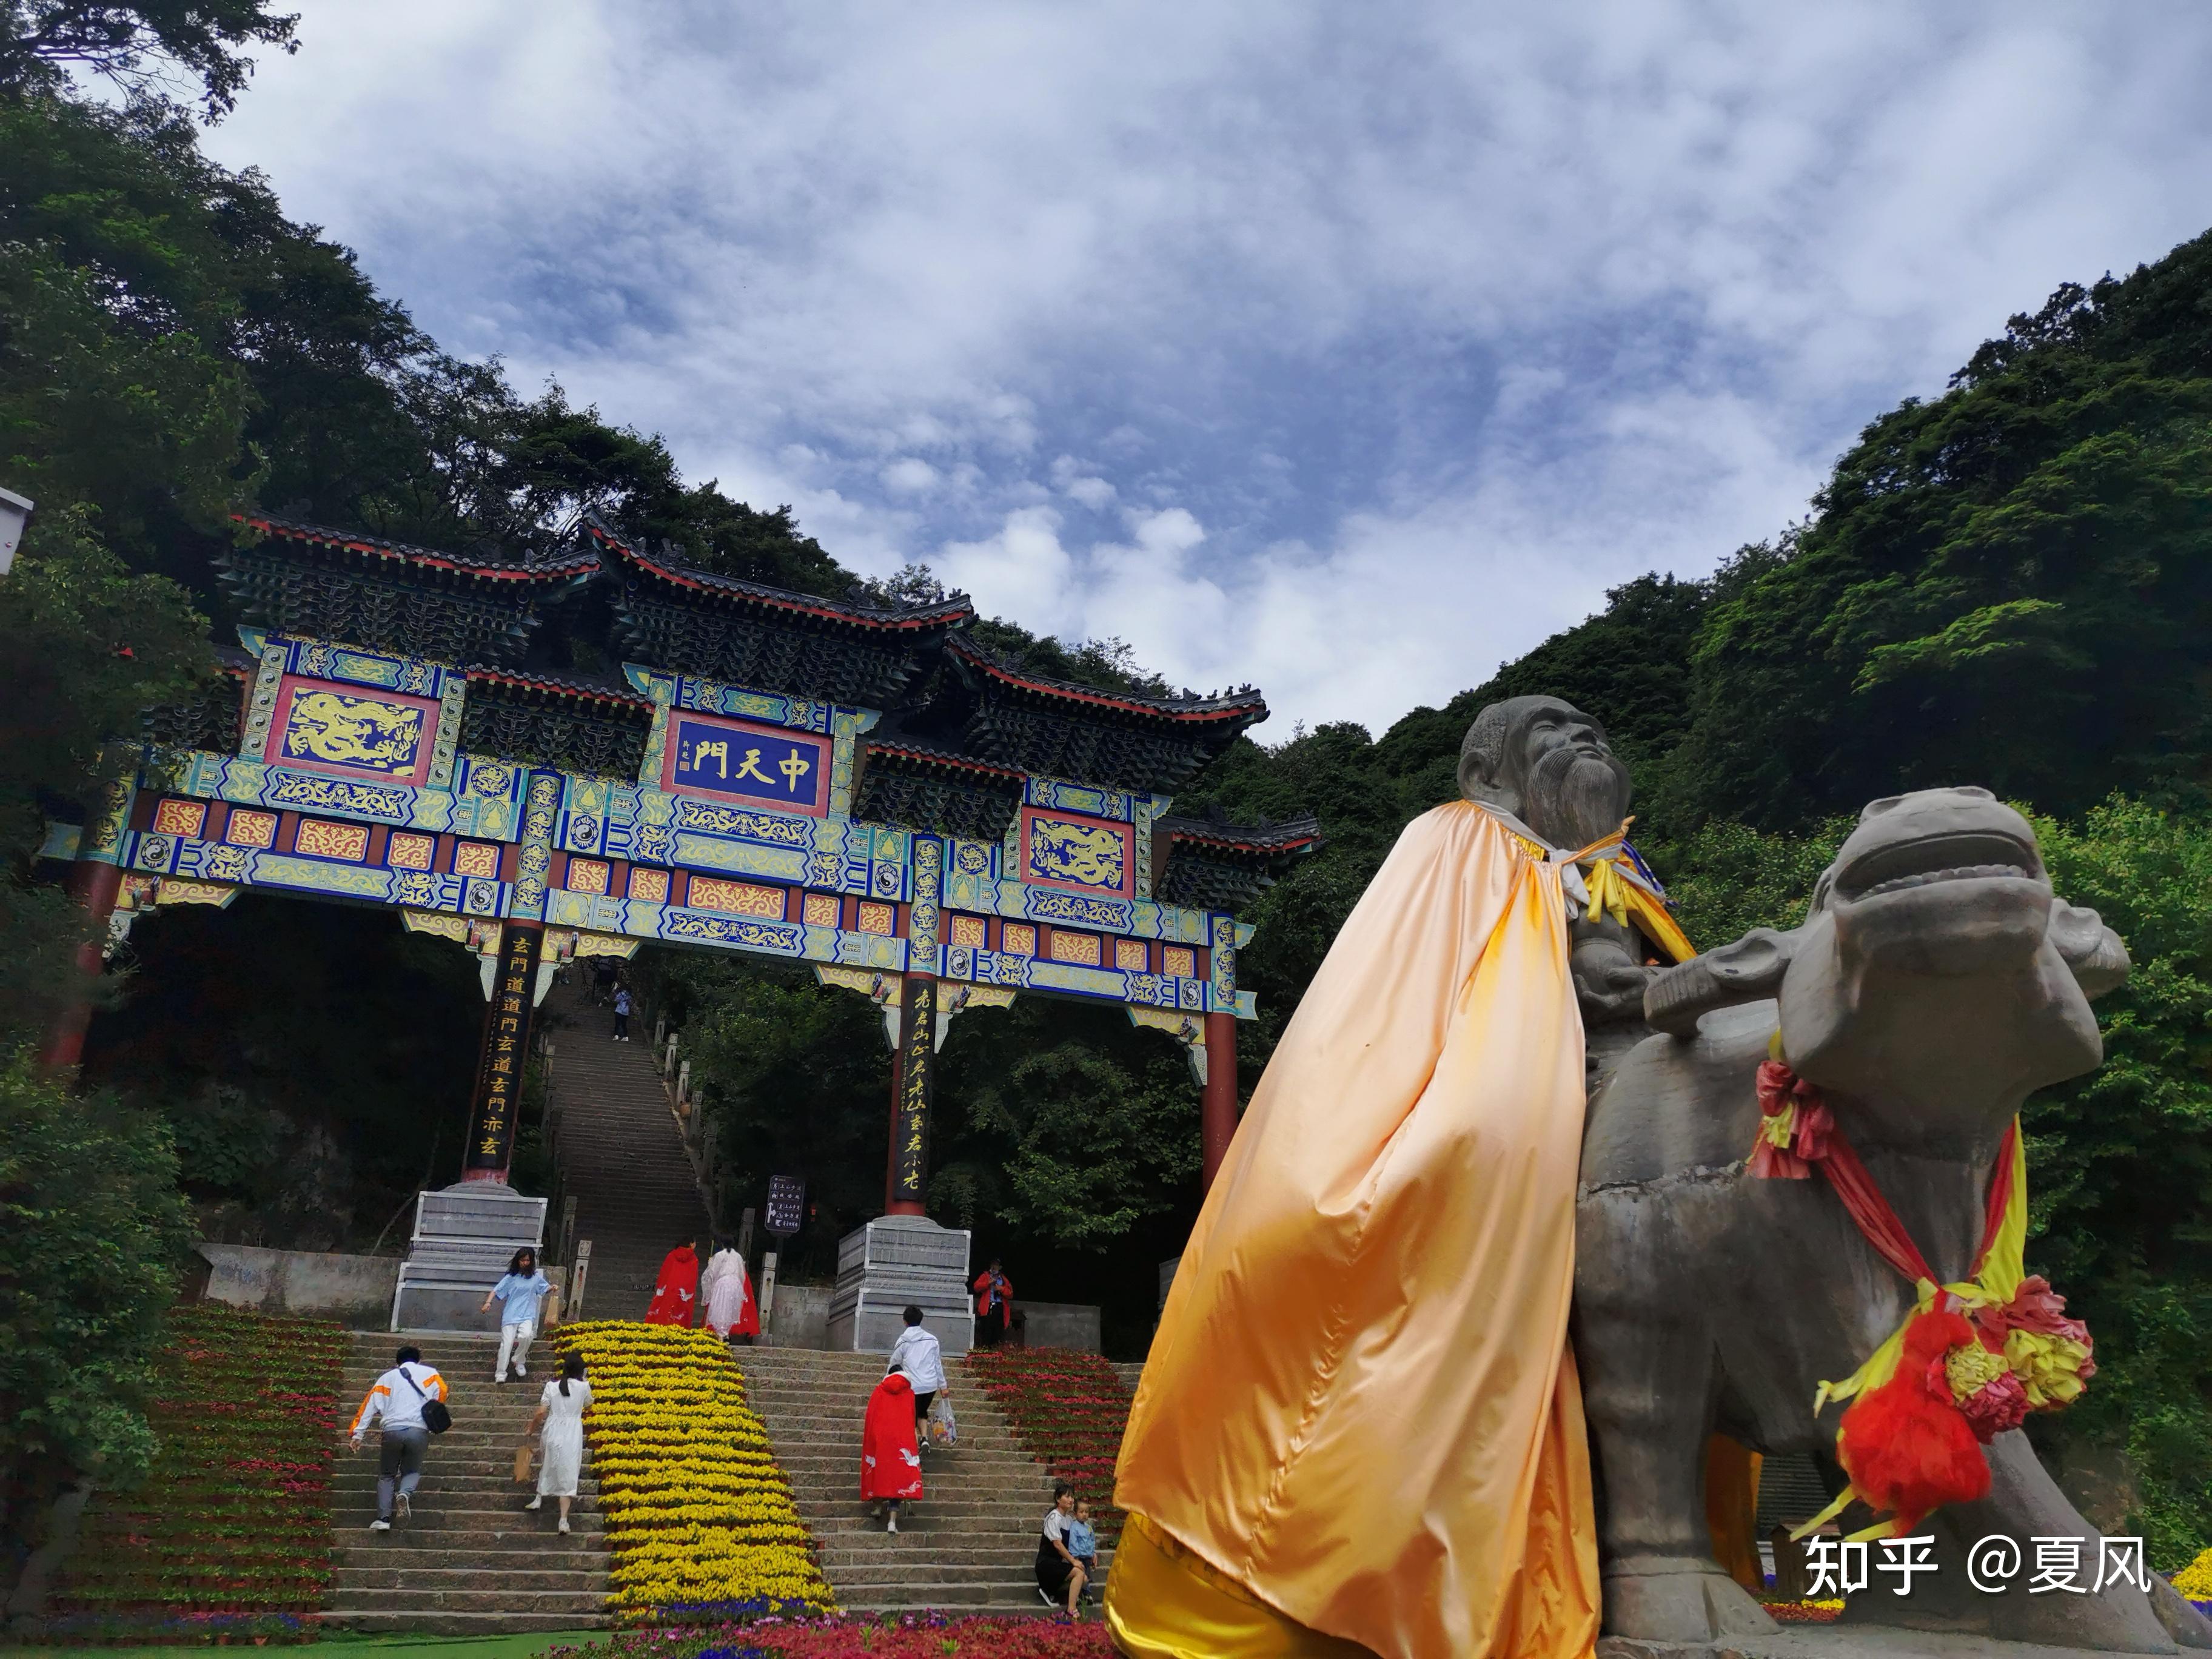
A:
[1110,801,1600,1659]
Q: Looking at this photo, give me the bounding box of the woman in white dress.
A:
[524,1353,591,1532]
[700,1239,759,1341]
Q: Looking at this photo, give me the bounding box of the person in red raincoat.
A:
[861,1366,924,1532]
[644,1241,699,1326]
[971,1258,1014,1347]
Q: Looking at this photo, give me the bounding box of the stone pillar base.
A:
[390,1181,547,1332]
[826,1214,974,1356]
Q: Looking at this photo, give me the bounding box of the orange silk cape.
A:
[1109,801,1600,1659]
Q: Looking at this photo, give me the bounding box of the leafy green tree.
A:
[931,1005,1200,1246]
[1662,237,2212,833]
[0,1057,194,1535]
[0,0,298,119]
[2019,799,2212,1562]
[0,510,207,1047]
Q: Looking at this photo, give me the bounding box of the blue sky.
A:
[201,1,2212,736]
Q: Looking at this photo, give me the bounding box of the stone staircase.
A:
[329,1332,609,1634]
[541,981,716,1319]
[737,1347,1114,1612]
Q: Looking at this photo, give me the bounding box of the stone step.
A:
[325,1611,608,1634]
[333,1566,609,1592]
[328,1511,607,1537]
[336,1543,608,1568]
[335,1476,600,1495]
[329,1587,607,1614]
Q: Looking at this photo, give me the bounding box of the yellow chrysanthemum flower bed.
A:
[2173,1548,2212,1600]
[554,1321,837,1623]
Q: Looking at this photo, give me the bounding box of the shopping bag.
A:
[512,1442,534,1484]
[928,1394,957,1448]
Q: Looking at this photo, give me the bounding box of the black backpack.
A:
[400,1364,452,1435]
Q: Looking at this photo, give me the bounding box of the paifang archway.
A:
[44,513,1317,1300]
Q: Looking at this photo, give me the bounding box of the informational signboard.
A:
[765,1173,806,1237]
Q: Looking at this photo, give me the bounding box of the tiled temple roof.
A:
[222,514,591,666]
[209,513,1315,886]
[944,640,1268,793]
[591,519,971,708]
[1155,811,1324,910]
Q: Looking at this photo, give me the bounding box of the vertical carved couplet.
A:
[885,972,937,1217]
[1202,1010,1238,1190]
[463,920,542,1183]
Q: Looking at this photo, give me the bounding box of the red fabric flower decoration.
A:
[1838,1309,1991,1533]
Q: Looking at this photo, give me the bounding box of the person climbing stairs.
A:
[328,1331,608,1633]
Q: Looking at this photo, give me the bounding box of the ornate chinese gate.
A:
[45,514,1317,1225]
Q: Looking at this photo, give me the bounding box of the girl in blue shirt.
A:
[483,1248,552,1382]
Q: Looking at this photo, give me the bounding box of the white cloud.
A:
[879,458,940,496]
[200,0,2212,734]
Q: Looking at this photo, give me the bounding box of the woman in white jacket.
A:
[885,1304,947,1445]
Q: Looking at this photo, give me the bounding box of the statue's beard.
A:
[1523,745,1630,850]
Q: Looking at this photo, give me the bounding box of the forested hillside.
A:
[4,32,2209,1563]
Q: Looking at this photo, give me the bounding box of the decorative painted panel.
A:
[566,858,611,895]
[670,832,811,883]
[387,831,435,870]
[908,836,942,976]
[1016,885,1135,932]
[265,674,441,786]
[295,819,370,862]
[1001,922,1037,957]
[857,900,896,936]
[1020,805,1134,897]
[510,770,562,920]
[662,711,831,817]
[1048,929,1102,967]
[627,867,669,903]
[949,914,987,948]
[152,799,206,837]
[662,908,807,955]
[1162,945,1196,979]
[1115,937,1149,971]
[454,842,501,879]
[1025,776,1138,822]
[671,798,814,846]
[944,837,997,910]
[689,877,786,919]
[801,892,840,927]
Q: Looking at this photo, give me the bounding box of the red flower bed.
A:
[51,1304,347,1641]
[963,1348,1131,1543]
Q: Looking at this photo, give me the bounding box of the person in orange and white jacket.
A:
[349,1345,447,1532]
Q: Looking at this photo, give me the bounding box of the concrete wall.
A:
[763,1282,832,1349]
[759,1284,1101,1354]
[198,1244,399,1328]
[1017,1300,1102,1353]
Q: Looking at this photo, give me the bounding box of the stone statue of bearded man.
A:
[1458,694,1657,1031]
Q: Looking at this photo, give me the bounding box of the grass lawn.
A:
[8,1633,603,1659]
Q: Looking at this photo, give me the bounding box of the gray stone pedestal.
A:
[826,1214,974,1356]
[390,1181,546,1332]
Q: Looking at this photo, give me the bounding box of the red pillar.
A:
[1202,1010,1238,1190]
[36,857,125,1072]
[884,973,936,1216]
[461,920,543,1184]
